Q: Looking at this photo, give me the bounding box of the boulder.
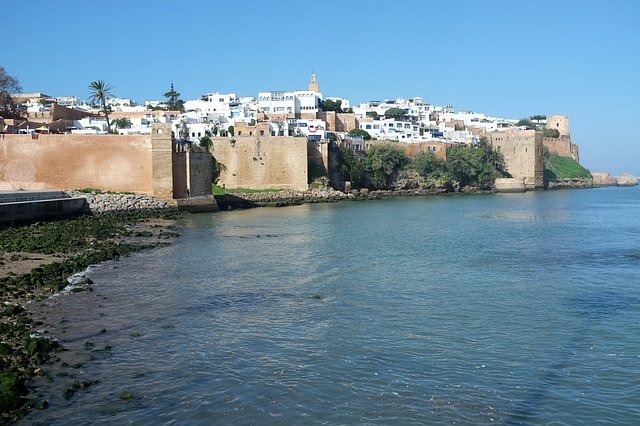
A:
[616,173,639,187]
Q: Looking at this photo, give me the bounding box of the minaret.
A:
[309,73,319,93]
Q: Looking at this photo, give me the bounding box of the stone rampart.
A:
[212,136,308,191]
[543,136,579,162]
[0,133,153,192]
[495,178,526,193]
[0,124,211,203]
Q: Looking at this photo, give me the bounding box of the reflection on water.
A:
[21,187,640,425]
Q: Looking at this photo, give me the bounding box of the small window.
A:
[260,130,264,136]
[238,131,242,135]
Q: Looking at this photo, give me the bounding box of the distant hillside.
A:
[544,150,592,181]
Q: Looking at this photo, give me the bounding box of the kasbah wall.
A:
[0,133,153,192]
[544,114,579,162]
[212,136,309,192]
[0,124,211,200]
[486,128,544,188]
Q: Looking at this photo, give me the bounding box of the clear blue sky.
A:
[2,0,639,175]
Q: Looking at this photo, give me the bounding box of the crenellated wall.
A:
[544,136,579,162]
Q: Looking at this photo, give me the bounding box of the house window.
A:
[366,125,372,129]
[260,130,264,136]
[388,123,394,127]
[238,131,242,135]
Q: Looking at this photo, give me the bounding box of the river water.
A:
[22,186,640,425]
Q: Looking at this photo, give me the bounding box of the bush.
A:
[348,128,372,140]
[543,128,560,138]
[363,144,409,189]
[412,151,446,178]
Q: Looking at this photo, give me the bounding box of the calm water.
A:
[23,186,640,425]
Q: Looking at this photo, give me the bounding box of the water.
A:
[23,186,640,425]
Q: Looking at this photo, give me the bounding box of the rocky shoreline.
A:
[64,191,173,215]
[546,173,639,190]
[213,179,466,210]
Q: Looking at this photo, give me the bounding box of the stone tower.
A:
[547,114,570,137]
[309,73,319,93]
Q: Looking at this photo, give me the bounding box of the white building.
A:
[258,89,322,115]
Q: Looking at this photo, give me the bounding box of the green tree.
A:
[112,117,132,131]
[348,128,372,140]
[164,82,184,112]
[319,99,343,113]
[0,66,26,119]
[363,144,409,189]
[366,111,378,119]
[228,125,234,136]
[543,128,560,138]
[412,150,446,178]
[384,107,407,119]
[199,135,213,152]
[515,118,540,130]
[88,80,114,133]
[446,145,484,187]
[338,146,366,188]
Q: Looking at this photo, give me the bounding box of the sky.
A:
[1,0,639,175]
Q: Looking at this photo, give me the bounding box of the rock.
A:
[616,173,639,187]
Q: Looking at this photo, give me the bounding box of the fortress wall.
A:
[308,141,329,173]
[212,136,308,191]
[336,113,356,132]
[187,152,213,197]
[487,129,544,188]
[544,137,579,162]
[0,133,153,192]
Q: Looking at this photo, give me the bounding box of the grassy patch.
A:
[214,186,285,195]
[544,153,592,180]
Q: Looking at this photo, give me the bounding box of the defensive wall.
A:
[543,136,579,162]
[0,124,214,207]
[211,136,309,192]
[486,129,544,189]
[0,133,154,193]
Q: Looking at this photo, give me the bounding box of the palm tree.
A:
[112,117,132,132]
[88,80,114,133]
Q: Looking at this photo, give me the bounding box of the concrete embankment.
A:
[0,191,86,225]
[0,190,177,225]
